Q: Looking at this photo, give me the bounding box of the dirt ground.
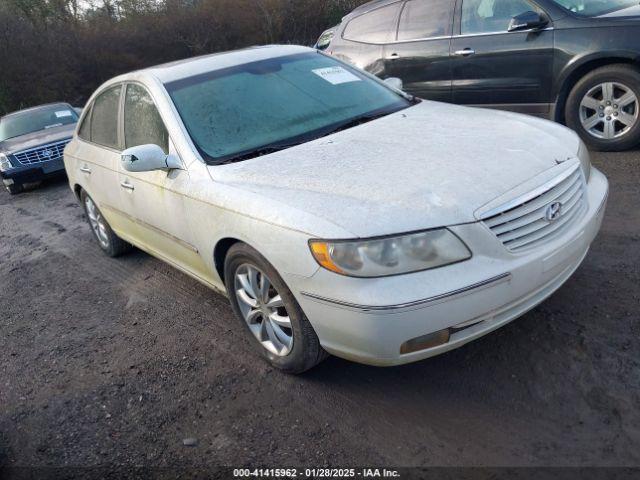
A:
[0,150,639,477]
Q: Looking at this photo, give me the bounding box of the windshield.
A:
[166,52,410,164]
[551,0,638,16]
[0,105,78,142]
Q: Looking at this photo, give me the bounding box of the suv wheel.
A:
[5,183,24,195]
[566,65,640,151]
[224,243,327,374]
[81,190,131,257]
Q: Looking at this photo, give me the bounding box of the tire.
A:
[224,243,328,374]
[565,64,640,152]
[80,189,131,257]
[5,183,23,195]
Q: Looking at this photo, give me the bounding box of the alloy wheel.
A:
[85,196,110,249]
[234,264,293,356]
[579,82,638,140]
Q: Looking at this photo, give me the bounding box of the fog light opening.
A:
[400,329,451,355]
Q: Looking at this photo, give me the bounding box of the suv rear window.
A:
[397,0,454,41]
[343,2,403,44]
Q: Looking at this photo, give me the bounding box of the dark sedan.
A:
[0,103,78,194]
[320,0,640,151]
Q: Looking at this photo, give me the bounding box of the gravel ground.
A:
[0,150,639,477]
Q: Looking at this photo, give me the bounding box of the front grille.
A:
[13,139,70,166]
[482,164,587,253]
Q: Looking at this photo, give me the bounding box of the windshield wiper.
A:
[214,109,403,165]
[319,111,393,138]
[216,141,306,165]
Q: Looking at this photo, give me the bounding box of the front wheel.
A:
[224,243,327,374]
[565,65,640,152]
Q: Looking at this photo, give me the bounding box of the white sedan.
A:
[64,45,609,373]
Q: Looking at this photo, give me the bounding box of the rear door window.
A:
[343,2,403,44]
[397,0,455,41]
[90,85,122,149]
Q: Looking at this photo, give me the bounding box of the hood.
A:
[599,5,640,18]
[209,101,580,238]
[0,124,75,154]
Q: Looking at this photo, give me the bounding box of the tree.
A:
[0,0,371,114]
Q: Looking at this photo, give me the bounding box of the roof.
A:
[349,0,398,17]
[2,102,71,120]
[142,45,314,84]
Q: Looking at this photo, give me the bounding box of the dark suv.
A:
[0,103,78,194]
[321,0,640,151]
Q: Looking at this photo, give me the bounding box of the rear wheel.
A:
[224,243,327,374]
[81,190,131,257]
[566,65,640,151]
[5,183,23,195]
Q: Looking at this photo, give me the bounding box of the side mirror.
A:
[508,11,548,32]
[315,28,335,51]
[121,144,182,172]
[384,77,404,91]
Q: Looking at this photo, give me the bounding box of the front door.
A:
[117,83,208,280]
[381,0,455,102]
[451,0,554,116]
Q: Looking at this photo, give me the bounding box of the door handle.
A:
[388,53,400,60]
[120,180,135,191]
[80,166,91,174]
[454,48,475,57]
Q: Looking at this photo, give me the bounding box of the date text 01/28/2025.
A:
[232,468,401,478]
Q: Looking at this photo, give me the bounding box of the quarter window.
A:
[90,86,122,149]
[397,0,454,41]
[124,84,169,154]
[461,0,542,35]
[77,105,92,141]
[343,2,403,44]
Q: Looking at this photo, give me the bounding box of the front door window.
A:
[123,84,169,154]
[461,0,541,35]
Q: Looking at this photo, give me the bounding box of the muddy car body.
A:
[64,45,609,372]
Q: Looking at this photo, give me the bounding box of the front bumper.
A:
[291,168,609,366]
[1,158,66,187]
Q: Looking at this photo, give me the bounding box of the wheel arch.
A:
[554,53,640,123]
[213,237,243,286]
[73,183,83,202]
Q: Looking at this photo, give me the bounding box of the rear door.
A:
[70,85,128,234]
[381,0,455,102]
[450,0,554,116]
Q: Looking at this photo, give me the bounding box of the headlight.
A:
[309,229,472,278]
[0,153,13,172]
[577,141,591,182]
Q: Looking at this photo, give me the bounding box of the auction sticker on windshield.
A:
[55,110,73,118]
[312,67,361,85]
